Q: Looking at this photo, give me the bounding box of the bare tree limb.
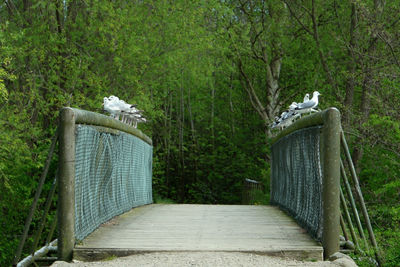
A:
[238,59,268,122]
[377,32,400,70]
[311,0,338,93]
[283,0,313,36]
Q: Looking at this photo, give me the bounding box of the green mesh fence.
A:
[271,126,323,241]
[74,125,153,240]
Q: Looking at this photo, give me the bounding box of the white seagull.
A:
[270,116,281,129]
[295,91,321,114]
[103,95,147,127]
[289,102,298,110]
[103,96,122,119]
[303,93,310,102]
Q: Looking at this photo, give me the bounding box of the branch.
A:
[299,2,312,17]
[332,0,346,46]
[377,32,400,70]
[251,29,266,63]
[4,0,14,16]
[238,60,268,121]
[373,138,400,159]
[239,0,266,63]
[283,0,313,36]
[310,0,338,93]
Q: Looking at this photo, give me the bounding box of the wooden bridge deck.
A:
[74,204,323,261]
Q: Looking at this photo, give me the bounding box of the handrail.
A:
[270,107,341,259]
[271,108,329,144]
[58,107,152,261]
[242,179,264,204]
[67,108,152,145]
[271,108,381,264]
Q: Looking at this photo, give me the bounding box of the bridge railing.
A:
[58,107,153,261]
[270,108,341,259]
[242,178,265,204]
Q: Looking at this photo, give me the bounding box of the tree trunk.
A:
[179,72,185,202]
[352,0,383,174]
[187,86,198,183]
[343,2,357,125]
[265,56,282,137]
[210,78,215,148]
[229,72,235,136]
[166,89,173,197]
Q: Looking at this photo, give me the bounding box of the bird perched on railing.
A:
[102,95,147,128]
[289,102,298,111]
[294,91,321,114]
[269,91,320,131]
[303,93,310,102]
[103,96,122,119]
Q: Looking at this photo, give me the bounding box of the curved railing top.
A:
[61,107,152,145]
[271,107,340,145]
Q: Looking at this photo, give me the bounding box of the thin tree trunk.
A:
[265,56,282,137]
[166,89,172,197]
[210,78,215,148]
[352,71,373,173]
[179,71,185,202]
[187,86,198,183]
[343,2,357,125]
[187,86,196,144]
[352,0,383,173]
[229,72,235,136]
[311,0,338,97]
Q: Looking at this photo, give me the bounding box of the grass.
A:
[153,195,176,204]
[103,255,117,261]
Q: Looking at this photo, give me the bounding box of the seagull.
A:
[112,99,139,123]
[295,91,321,114]
[124,106,145,126]
[108,95,119,101]
[289,102,298,111]
[303,93,310,103]
[103,97,122,119]
[270,116,281,129]
[103,95,147,127]
[281,110,301,128]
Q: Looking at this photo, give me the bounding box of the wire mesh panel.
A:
[271,126,323,241]
[242,179,264,204]
[74,125,153,240]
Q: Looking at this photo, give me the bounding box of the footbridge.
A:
[14,107,381,266]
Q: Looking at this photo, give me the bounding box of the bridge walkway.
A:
[74,204,323,261]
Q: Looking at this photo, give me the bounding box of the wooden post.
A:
[58,107,76,261]
[321,108,341,259]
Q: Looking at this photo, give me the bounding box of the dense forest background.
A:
[1,0,399,266]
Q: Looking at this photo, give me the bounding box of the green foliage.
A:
[102,255,118,261]
[153,196,176,205]
[248,190,269,206]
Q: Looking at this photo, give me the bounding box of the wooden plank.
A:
[75,204,323,261]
